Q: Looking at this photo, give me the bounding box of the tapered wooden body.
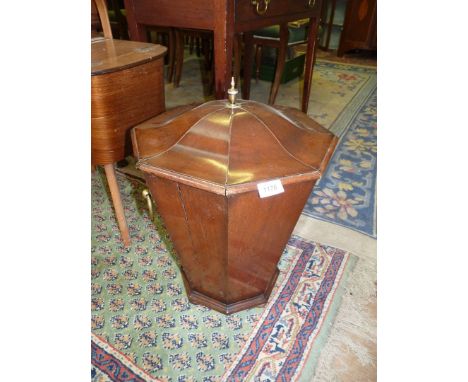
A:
[91,38,166,165]
[132,100,338,314]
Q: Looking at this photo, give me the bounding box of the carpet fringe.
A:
[313,255,376,381]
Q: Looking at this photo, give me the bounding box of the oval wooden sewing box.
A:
[91,37,166,246]
[132,96,338,314]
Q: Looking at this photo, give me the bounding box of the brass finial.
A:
[228,77,238,105]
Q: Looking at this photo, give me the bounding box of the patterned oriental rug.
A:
[91,172,357,382]
[302,87,377,238]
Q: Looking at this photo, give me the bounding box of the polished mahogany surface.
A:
[132,101,337,314]
[92,38,166,75]
[133,100,337,194]
[125,0,322,31]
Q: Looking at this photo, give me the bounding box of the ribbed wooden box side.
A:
[91,58,165,165]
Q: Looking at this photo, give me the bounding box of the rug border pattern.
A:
[92,333,161,382]
[222,236,351,381]
[303,87,377,238]
[91,234,354,382]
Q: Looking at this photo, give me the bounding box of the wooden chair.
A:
[91,0,166,246]
[247,21,310,105]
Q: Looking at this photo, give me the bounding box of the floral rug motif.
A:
[91,171,355,381]
[303,88,377,238]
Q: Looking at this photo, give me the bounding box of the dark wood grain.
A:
[234,0,321,31]
[225,180,315,303]
[337,0,377,56]
[132,102,338,313]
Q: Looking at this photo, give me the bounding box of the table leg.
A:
[103,163,131,247]
[124,0,147,42]
[174,28,185,88]
[213,34,232,98]
[167,28,176,82]
[233,35,241,88]
[213,0,234,99]
[302,17,319,113]
[242,32,254,100]
[255,45,262,83]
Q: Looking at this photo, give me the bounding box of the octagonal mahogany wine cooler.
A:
[132,90,338,314]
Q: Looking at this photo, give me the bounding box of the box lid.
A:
[91,38,166,76]
[132,100,338,195]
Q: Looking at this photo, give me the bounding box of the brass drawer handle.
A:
[251,0,271,15]
[142,189,154,220]
[308,0,316,8]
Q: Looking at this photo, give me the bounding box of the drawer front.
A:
[236,0,322,30]
[128,0,215,30]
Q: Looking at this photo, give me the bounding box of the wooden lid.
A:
[91,38,167,76]
[132,100,338,195]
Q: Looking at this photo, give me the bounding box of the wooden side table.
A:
[124,0,323,113]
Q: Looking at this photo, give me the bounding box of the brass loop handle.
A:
[308,0,316,8]
[142,189,154,220]
[251,0,271,15]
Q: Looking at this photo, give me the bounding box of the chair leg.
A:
[103,163,131,247]
[208,37,215,94]
[302,17,319,113]
[195,37,201,57]
[174,29,185,88]
[189,35,194,55]
[255,44,262,83]
[202,36,211,70]
[269,24,289,105]
[167,28,176,83]
[242,32,254,100]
